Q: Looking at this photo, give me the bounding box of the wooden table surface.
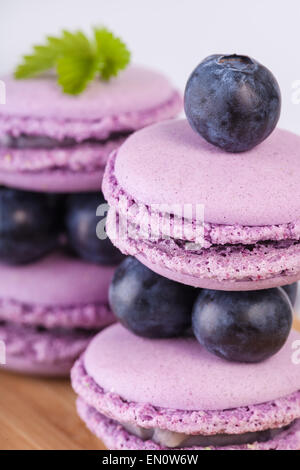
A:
[0,317,299,450]
[0,371,106,450]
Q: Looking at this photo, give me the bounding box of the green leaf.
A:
[57,55,98,95]
[14,43,58,78]
[55,30,99,95]
[94,27,131,81]
[14,27,131,94]
[53,30,95,56]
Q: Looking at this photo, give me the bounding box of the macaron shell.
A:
[76,399,300,451]
[114,120,300,226]
[1,67,178,121]
[0,297,114,330]
[0,321,93,376]
[0,168,103,193]
[0,138,125,192]
[105,207,300,290]
[0,252,115,306]
[84,325,300,412]
[104,146,300,289]
[0,355,74,377]
[72,354,300,436]
[135,252,300,291]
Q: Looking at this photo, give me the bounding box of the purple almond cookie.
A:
[0,66,181,192]
[71,324,300,450]
[0,252,115,376]
[103,119,300,291]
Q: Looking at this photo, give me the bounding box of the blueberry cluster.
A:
[109,258,295,363]
[0,187,123,266]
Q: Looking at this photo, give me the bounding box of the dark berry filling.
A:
[119,417,295,448]
[0,132,131,150]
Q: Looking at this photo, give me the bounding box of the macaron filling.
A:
[0,132,130,150]
[120,418,294,448]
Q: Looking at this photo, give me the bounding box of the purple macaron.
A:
[0,67,181,376]
[72,324,300,450]
[0,252,116,376]
[0,66,181,193]
[103,119,300,291]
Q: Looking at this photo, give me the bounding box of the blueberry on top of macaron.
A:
[184,54,281,152]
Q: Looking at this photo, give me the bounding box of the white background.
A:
[1,0,300,313]
[1,0,300,133]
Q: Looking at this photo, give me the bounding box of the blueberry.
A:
[64,192,124,265]
[0,187,60,264]
[184,54,281,152]
[281,283,298,306]
[192,288,292,363]
[109,257,197,338]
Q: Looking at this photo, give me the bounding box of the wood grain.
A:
[0,318,299,450]
[0,371,106,450]
[294,315,300,333]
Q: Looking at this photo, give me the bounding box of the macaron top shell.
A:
[84,324,300,411]
[1,66,177,121]
[0,252,115,306]
[114,119,300,226]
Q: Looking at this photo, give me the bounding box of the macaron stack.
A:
[0,30,181,376]
[72,54,300,450]
[0,67,181,193]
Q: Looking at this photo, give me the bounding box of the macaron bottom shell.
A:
[0,320,94,377]
[1,353,76,377]
[136,253,300,291]
[0,167,105,193]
